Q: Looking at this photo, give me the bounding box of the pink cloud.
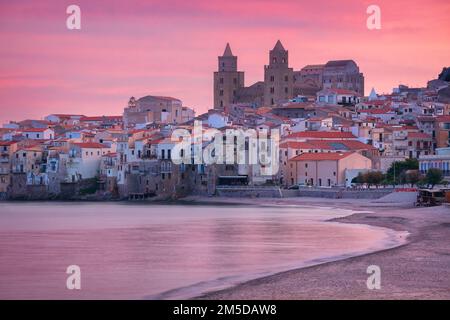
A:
[0,0,449,124]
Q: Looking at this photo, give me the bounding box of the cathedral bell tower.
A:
[213,43,244,109]
[264,40,294,106]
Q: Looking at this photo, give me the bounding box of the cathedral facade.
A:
[213,41,365,110]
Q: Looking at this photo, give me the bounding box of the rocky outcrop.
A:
[438,67,450,82]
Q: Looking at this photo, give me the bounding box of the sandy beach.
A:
[187,196,450,300]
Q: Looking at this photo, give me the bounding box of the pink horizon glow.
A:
[0,0,449,124]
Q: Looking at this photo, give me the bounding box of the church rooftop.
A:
[222,43,234,57]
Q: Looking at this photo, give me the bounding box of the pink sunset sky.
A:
[0,0,449,124]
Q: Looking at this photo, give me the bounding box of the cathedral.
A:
[213,41,365,109]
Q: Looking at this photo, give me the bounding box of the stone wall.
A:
[296,188,392,199]
[216,187,392,199]
[216,186,283,198]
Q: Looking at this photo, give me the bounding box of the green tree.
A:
[366,171,385,188]
[352,171,385,188]
[386,158,419,185]
[352,172,366,184]
[405,170,421,187]
[426,168,443,189]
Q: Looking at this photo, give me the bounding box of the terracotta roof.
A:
[0,141,17,146]
[279,141,314,149]
[148,138,164,144]
[417,116,435,122]
[17,147,43,152]
[80,116,122,122]
[50,114,85,118]
[128,129,147,134]
[362,108,394,114]
[256,107,273,115]
[103,152,117,157]
[290,152,355,161]
[286,131,356,139]
[408,132,432,139]
[437,115,450,122]
[277,102,315,109]
[157,137,182,145]
[22,128,51,132]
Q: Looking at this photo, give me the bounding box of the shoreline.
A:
[146,200,407,300]
[189,196,450,300]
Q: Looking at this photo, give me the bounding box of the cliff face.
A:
[438,67,450,82]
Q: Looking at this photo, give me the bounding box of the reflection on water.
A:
[0,202,400,299]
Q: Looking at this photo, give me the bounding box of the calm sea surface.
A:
[0,202,403,299]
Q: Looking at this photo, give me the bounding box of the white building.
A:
[22,128,54,140]
[66,142,113,182]
[316,88,361,105]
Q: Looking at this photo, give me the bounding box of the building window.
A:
[220,78,224,84]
